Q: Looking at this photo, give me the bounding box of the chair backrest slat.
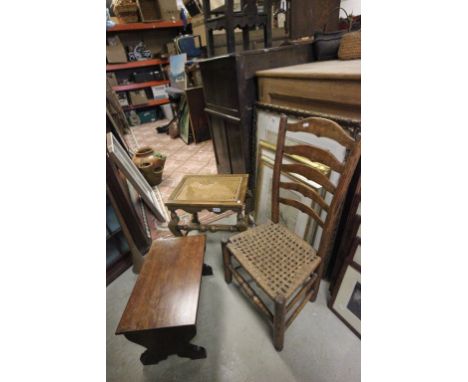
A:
[287,117,355,149]
[283,145,344,173]
[271,114,361,263]
[282,163,336,194]
[279,197,325,227]
[279,181,329,211]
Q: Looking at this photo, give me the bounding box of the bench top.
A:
[116,235,206,334]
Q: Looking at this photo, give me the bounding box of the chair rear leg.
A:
[221,239,232,284]
[273,294,286,351]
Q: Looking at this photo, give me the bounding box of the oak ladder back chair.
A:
[222,114,361,350]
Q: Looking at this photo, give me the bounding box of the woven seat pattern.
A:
[227,221,321,300]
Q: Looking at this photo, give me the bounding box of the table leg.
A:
[237,211,248,232]
[168,210,183,237]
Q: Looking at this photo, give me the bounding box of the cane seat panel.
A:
[227,221,321,300]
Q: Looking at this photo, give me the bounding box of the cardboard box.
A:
[158,0,180,20]
[129,89,148,105]
[106,36,127,64]
[151,85,167,99]
[191,14,206,46]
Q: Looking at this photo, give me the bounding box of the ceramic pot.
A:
[132,146,156,169]
[153,156,166,171]
[139,163,164,186]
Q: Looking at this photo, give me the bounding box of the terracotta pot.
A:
[139,164,164,186]
[132,146,156,169]
[153,156,166,171]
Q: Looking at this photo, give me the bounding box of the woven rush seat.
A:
[227,221,321,300]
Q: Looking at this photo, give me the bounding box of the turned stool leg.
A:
[273,294,286,351]
[221,239,232,284]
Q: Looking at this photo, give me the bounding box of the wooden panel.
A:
[279,181,329,211]
[283,145,344,173]
[289,0,340,39]
[185,87,211,143]
[279,197,324,227]
[208,114,231,173]
[116,235,206,333]
[287,117,355,149]
[281,163,336,194]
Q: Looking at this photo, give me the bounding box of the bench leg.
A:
[123,326,207,365]
[221,239,232,284]
[202,263,213,276]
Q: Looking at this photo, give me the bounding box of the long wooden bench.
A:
[116,235,208,365]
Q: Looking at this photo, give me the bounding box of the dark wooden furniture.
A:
[256,59,361,120]
[185,86,211,143]
[287,0,340,39]
[198,42,314,187]
[166,174,249,236]
[116,235,208,365]
[202,0,272,56]
[222,115,361,350]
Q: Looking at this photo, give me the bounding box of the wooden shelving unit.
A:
[107,20,186,32]
[112,80,170,92]
[106,59,169,72]
[122,98,170,111]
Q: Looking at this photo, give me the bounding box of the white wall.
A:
[340,0,361,16]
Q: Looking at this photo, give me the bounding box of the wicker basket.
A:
[112,0,139,23]
[338,31,361,60]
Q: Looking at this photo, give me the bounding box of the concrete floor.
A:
[107,221,361,382]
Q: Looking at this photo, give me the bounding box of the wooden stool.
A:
[116,235,209,365]
[165,174,249,237]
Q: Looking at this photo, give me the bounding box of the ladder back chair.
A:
[222,114,361,350]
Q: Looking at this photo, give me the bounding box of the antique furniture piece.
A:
[166,174,249,236]
[107,132,169,222]
[116,235,209,365]
[198,42,314,186]
[185,86,211,143]
[286,0,341,39]
[222,115,361,350]
[202,0,272,56]
[256,59,361,120]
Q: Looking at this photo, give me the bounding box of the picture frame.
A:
[330,264,361,338]
[106,132,168,222]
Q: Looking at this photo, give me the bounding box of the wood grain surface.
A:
[116,235,206,333]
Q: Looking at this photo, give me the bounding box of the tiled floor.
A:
[123,120,230,240]
[126,120,218,202]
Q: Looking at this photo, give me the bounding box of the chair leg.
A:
[310,264,324,302]
[221,239,232,284]
[273,294,286,351]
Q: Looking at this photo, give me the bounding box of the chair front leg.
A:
[273,294,286,351]
[310,263,324,302]
[221,239,232,284]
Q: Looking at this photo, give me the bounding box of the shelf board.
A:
[123,98,170,111]
[112,80,170,92]
[107,20,186,32]
[106,59,169,72]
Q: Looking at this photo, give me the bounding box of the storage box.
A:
[112,0,139,22]
[137,109,157,124]
[158,0,180,20]
[129,89,148,105]
[106,36,127,64]
[151,85,168,99]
